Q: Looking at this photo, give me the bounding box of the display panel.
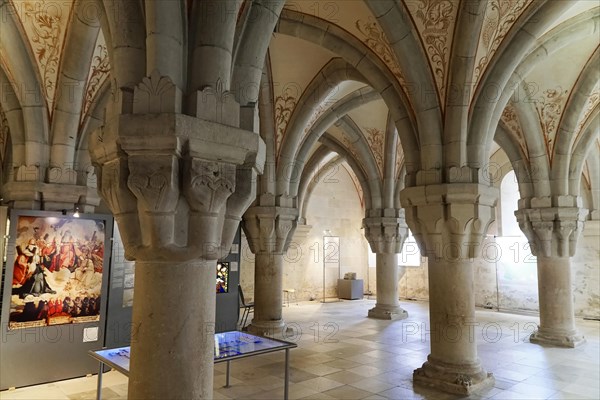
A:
[8,215,106,330]
[216,262,229,293]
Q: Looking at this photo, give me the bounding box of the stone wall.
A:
[240,165,369,302]
[240,168,600,319]
[395,230,600,319]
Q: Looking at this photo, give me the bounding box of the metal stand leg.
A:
[284,348,290,400]
[96,362,103,400]
[224,360,231,388]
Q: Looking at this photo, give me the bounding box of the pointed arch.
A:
[232,0,285,105]
[382,112,397,209]
[275,9,419,174]
[444,0,487,167]
[0,0,49,166]
[494,123,534,200]
[552,47,600,195]
[366,1,442,171]
[50,1,102,170]
[0,67,25,166]
[335,116,383,209]
[290,87,381,198]
[469,0,575,166]
[570,111,599,197]
[277,59,366,196]
[318,134,373,211]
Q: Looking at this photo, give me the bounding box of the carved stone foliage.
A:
[243,206,299,255]
[274,88,297,157]
[81,33,110,125]
[184,159,236,214]
[526,85,569,160]
[195,78,239,127]
[134,70,183,114]
[90,72,265,262]
[406,0,457,105]
[365,127,384,177]
[127,156,180,213]
[474,0,534,87]
[501,103,529,158]
[12,0,73,114]
[363,214,409,254]
[515,201,588,257]
[400,184,498,260]
[355,17,405,85]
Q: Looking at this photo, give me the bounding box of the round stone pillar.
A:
[400,183,497,395]
[516,202,587,348]
[530,256,583,347]
[250,252,285,334]
[364,212,409,320]
[426,257,480,369]
[368,253,407,320]
[89,71,265,399]
[243,205,298,335]
[128,260,216,399]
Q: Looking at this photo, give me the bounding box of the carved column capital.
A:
[515,201,588,257]
[400,183,498,260]
[90,72,265,262]
[242,206,299,255]
[363,210,409,254]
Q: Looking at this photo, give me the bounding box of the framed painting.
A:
[5,212,108,330]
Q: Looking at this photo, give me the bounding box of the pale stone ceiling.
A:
[0,0,598,211]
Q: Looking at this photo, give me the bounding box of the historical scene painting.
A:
[9,215,106,330]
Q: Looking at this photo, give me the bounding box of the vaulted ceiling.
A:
[0,0,598,212]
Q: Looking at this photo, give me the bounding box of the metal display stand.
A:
[89,331,297,400]
[321,234,341,303]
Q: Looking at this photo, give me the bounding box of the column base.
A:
[368,305,408,320]
[530,328,586,348]
[247,319,285,337]
[413,356,494,396]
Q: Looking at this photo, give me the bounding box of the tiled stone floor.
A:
[1,299,599,399]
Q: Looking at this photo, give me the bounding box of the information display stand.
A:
[89,331,297,399]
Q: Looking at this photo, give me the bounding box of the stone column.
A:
[243,204,298,335]
[400,183,497,395]
[515,198,587,347]
[89,72,264,399]
[363,211,409,320]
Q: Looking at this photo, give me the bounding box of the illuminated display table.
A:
[89,331,297,399]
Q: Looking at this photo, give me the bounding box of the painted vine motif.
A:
[274,89,297,156]
[365,127,384,177]
[395,141,404,179]
[575,87,600,143]
[81,42,110,125]
[356,17,405,85]
[527,85,569,160]
[412,0,456,100]
[474,0,533,85]
[501,104,529,159]
[19,1,71,112]
[341,133,361,167]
